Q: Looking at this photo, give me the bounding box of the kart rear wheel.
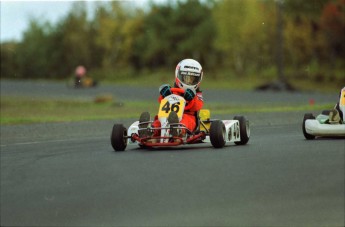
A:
[111,124,128,151]
[302,113,316,140]
[210,120,226,148]
[233,116,250,145]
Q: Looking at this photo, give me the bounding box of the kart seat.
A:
[194,109,211,134]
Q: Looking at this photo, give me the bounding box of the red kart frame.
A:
[130,130,207,147]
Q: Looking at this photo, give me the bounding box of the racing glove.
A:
[184,88,196,101]
[159,84,172,98]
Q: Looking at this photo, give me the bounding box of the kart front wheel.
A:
[111,124,128,151]
[210,120,226,148]
[233,116,250,145]
[302,113,316,140]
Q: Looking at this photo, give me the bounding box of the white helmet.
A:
[175,59,203,91]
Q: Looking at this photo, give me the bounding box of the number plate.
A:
[158,95,185,118]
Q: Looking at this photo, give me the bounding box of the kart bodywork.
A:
[66,76,98,88]
[302,88,345,139]
[111,88,250,151]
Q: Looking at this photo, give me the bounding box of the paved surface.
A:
[1,121,344,226]
[0,79,339,105]
[1,80,344,226]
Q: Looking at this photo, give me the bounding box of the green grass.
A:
[94,68,341,93]
[0,96,156,125]
[0,96,333,125]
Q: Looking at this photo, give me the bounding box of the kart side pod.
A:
[305,119,345,136]
[206,116,250,147]
[302,113,345,140]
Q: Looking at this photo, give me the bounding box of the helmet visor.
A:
[178,71,201,86]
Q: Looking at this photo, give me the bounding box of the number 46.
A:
[162,101,180,113]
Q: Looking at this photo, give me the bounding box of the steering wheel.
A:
[170,88,194,110]
[170,87,185,94]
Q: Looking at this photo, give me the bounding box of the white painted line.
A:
[1,136,107,147]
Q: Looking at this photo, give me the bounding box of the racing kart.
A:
[111,88,250,151]
[302,89,345,139]
[66,76,98,88]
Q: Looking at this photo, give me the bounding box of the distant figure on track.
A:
[74,65,87,88]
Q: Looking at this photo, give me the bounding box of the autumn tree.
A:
[52,2,93,78]
[136,0,216,69]
[16,19,54,78]
[212,0,276,75]
[320,0,345,58]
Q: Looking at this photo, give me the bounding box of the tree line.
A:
[1,0,344,83]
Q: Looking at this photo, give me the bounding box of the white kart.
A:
[302,88,345,139]
[111,88,250,151]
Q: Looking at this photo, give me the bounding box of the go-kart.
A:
[66,76,98,88]
[302,88,345,139]
[111,88,250,151]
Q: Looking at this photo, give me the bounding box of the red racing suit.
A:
[152,87,204,134]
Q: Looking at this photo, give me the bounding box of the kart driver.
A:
[139,59,204,137]
[328,86,344,124]
[74,65,86,87]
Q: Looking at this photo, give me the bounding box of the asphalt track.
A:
[1,80,344,226]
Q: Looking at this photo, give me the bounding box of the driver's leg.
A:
[180,114,196,134]
[329,108,341,124]
[152,115,161,136]
[335,102,343,122]
[168,112,196,136]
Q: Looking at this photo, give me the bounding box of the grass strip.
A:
[1,96,333,125]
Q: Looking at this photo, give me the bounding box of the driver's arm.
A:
[186,92,204,112]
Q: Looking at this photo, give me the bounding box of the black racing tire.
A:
[210,120,226,148]
[302,113,316,140]
[111,124,128,151]
[233,116,250,145]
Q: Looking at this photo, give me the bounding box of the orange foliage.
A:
[320,0,345,36]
